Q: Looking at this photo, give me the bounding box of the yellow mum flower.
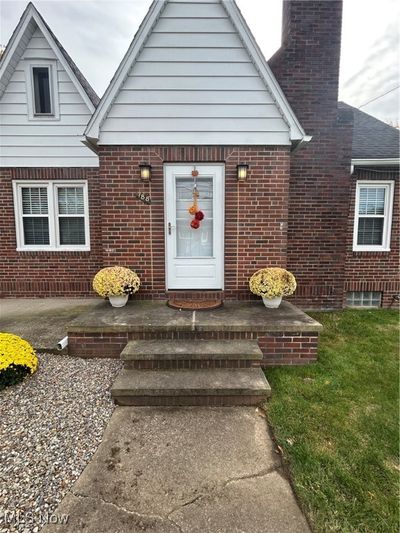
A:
[93,266,141,298]
[249,268,297,298]
[0,333,38,373]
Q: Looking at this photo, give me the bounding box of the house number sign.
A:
[137,192,151,205]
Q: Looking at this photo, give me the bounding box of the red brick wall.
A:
[0,167,102,296]
[269,0,353,309]
[0,146,291,298]
[98,145,291,299]
[345,167,399,308]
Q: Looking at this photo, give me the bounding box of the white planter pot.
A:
[109,294,129,308]
[262,295,282,309]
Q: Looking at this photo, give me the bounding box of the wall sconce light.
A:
[139,163,152,181]
[236,163,249,182]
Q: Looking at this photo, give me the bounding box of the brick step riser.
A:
[124,360,261,370]
[113,395,266,407]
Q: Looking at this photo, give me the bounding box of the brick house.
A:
[1,0,399,309]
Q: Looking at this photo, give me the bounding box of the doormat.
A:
[167,298,223,311]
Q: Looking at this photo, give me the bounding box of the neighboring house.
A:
[0,0,398,308]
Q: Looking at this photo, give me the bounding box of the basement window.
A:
[346,291,382,308]
[353,181,394,251]
[13,181,90,251]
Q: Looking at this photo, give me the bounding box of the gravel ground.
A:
[0,353,122,532]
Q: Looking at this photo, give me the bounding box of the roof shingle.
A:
[339,102,399,160]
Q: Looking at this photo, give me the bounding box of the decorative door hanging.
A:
[188,168,204,230]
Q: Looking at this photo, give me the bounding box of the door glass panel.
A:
[175,176,213,257]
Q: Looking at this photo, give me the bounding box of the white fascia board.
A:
[0,4,95,114]
[0,8,33,93]
[84,0,166,141]
[352,158,400,167]
[222,0,306,142]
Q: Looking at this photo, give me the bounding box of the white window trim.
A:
[353,180,394,252]
[13,180,90,252]
[24,59,60,121]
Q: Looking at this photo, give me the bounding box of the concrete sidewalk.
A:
[0,298,98,351]
[42,407,310,533]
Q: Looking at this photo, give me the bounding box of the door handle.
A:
[168,222,172,235]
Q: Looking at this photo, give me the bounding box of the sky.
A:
[1,0,399,125]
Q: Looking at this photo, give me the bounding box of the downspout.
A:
[57,336,68,350]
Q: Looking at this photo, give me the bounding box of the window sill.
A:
[352,247,391,253]
[27,116,61,122]
[345,305,381,309]
[16,247,91,253]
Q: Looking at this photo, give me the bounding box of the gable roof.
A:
[0,2,99,110]
[339,102,399,161]
[85,0,306,145]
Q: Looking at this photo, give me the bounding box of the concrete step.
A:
[121,339,263,369]
[111,368,271,406]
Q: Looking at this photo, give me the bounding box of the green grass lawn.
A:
[265,309,399,533]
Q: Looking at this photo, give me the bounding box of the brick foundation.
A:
[258,332,318,366]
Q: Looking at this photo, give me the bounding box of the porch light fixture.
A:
[236,163,249,182]
[139,163,152,181]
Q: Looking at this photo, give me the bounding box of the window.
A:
[21,187,50,245]
[32,67,52,115]
[353,181,394,251]
[346,291,382,308]
[13,181,90,251]
[24,60,59,120]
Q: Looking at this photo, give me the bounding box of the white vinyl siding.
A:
[353,181,394,252]
[99,0,290,146]
[13,181,90,251]
[0,26,98,167]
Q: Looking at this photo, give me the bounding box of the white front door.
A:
[165,164,224,289]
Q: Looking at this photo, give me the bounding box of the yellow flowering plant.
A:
[0,333,38,390]
[93,266,141,298]
[249,268,297,298]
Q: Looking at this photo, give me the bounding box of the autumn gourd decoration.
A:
[188,168,205,230]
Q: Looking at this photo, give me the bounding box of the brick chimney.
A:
[269,0,343,130]
[269,0,354,309]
